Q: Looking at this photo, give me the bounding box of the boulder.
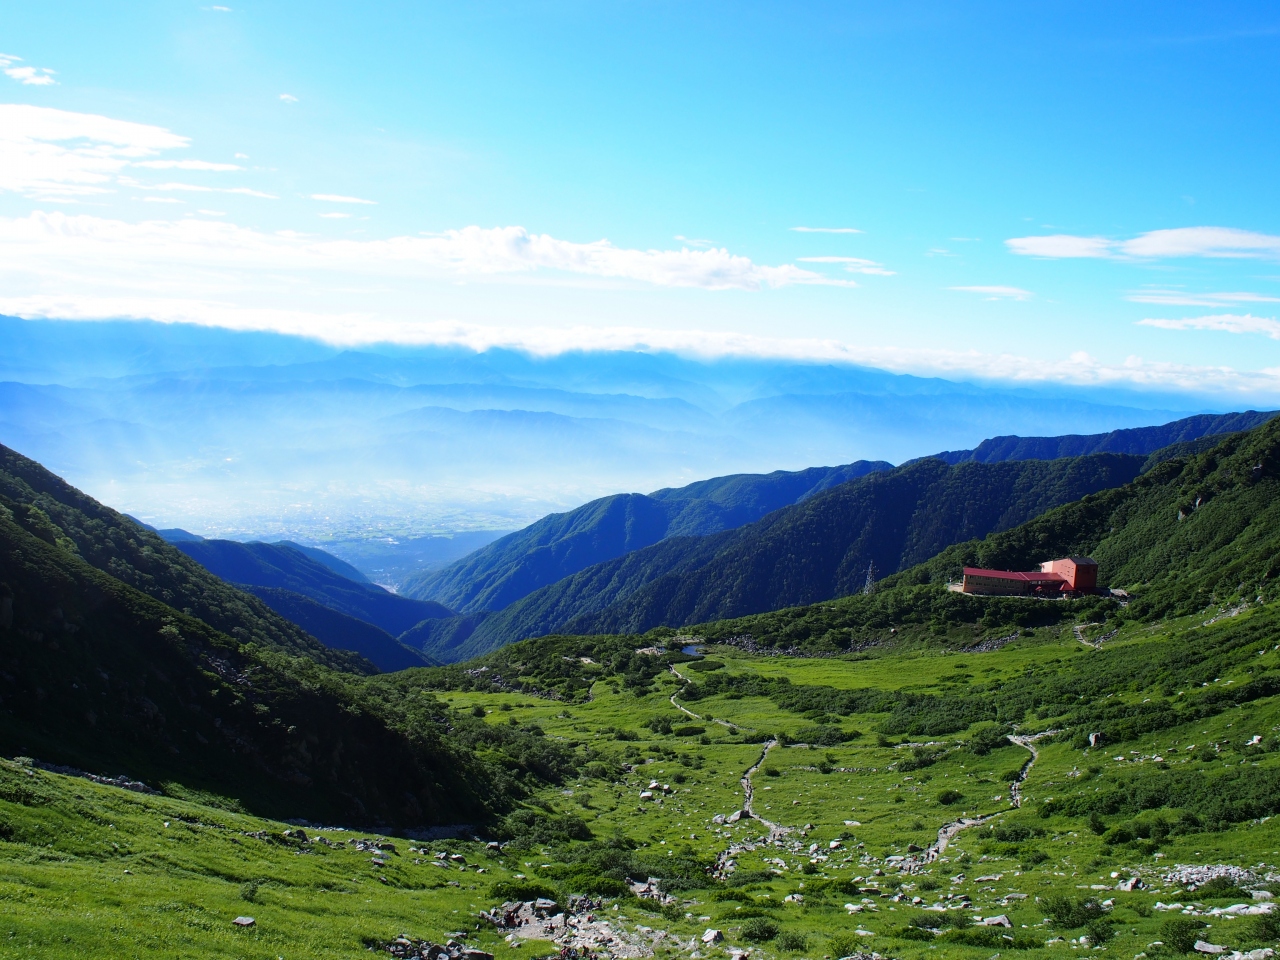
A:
[1195,943,1228,955]
[232,916,256,927]
[981,915,1012,927]
[701,929,724,944]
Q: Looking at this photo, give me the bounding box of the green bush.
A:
[894,925,935,941]
[775,931,808,951]
[827,933,862,958]
[740,917,779,942]
[673,725,705,737]
[1160,917,1208,953]
[1194,876,1250,900]
[937,788,964,805]
[1042,895,1108,928]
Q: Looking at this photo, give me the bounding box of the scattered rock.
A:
[701,929,723,944]
[1195,942,1228,955]
[232,916,255,927]
[981,915,1012,927]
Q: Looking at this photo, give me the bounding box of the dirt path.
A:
[923,730,1054,860]
[667,664,741,732]
[1074,623,1102,648]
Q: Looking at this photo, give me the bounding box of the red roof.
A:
[962,567,1065,582]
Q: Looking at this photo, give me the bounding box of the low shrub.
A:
[937,788,964,805]
[1160,917,1208,953]
[740,917,779,942]
[1042,895,1108,928]
[775,931,808,951]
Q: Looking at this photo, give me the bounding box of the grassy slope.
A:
[8,607,1280,958]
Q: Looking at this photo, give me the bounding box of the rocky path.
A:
[923,730,1054,860]
[667,664,741,731]
[1074,623,1102,648]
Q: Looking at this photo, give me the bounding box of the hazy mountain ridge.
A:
[402,460,891,612]
[419,451,1148,660]
[929,410,1276,464]
[0,316,1201,534]
[242,585,435,672]
[173,539,454,637]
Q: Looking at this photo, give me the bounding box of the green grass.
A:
[9,608,1280,958]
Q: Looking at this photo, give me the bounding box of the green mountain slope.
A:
[696,414,1280,650]
[0,444,366,673]
[424,452,1147,660]
[401,460,891,613]
[175,539,453,636]
[0,450,582,826]
[243,585,435,671]
[930,409,1274,464]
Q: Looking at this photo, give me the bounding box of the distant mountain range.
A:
[1,314,1225,536]
[402,460,891,612]
[399,409,1275,661]
[169,539,450,671]
[929,410,1276,464]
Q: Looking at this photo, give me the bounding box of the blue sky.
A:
[3,2,1280,399]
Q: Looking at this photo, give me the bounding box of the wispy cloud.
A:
[146,182,277,199]
[797,256,894,276]
[135,159,243,171]
[1008,226,1280,260]
[1138,313,1280,340]
[1127,289,1280,307]
[279,93,298,103]
[311,193,377,204]
[674,235,715,248]
[0,104,190,199]
[790,226,862,234]
[3,293,1276,398]
[319,212,352,219]
[0,212,858,291]
[0,53,57,86]
[950,285,1033,301]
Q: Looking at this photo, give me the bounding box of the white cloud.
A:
[5,66,57,85]
[134,159,243,171]
[319,212,352,219]
[140,197,183,204]
[1005,234,1115,258]
[0,211,857,291]
[796,256,894,276]
[279,93,298,103]
[950,285,1034,301]
[790,226,862,234]
[2,293,1276,398]
[234,152,249,159]
[0,53,57,86]
[674,235,715,248]
[1137,313,1280,340]
[1127,289,1280,307]
[1008,226,1280,260]
[197,209,226,216]
[141,181,277,199]
[0,104,191,199]
[311,193,377,204]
